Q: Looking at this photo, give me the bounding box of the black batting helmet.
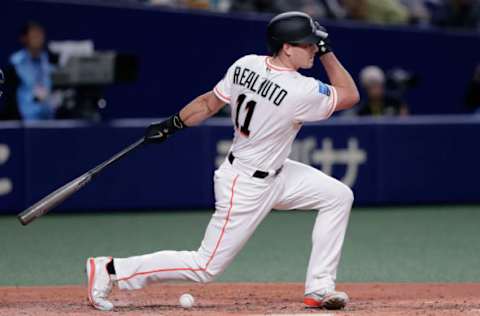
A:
[267,11,327,54]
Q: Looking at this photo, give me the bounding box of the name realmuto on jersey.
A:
[233,66,288,106]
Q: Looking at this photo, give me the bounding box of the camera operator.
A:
[357,65,409,117]
[5,21,58,121]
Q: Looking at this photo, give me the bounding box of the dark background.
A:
[1,0,480,118]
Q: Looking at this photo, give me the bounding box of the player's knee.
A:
[197,270,220,283]
[343,185,354,205]
[333,182,354,207]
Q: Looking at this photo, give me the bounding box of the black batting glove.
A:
[315,23,332,56]
[145,113,187,144]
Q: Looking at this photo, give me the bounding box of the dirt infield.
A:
[1,283,480,315]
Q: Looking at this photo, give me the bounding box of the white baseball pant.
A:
[114,158,353,294]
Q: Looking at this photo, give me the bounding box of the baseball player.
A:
[86,11,359,311]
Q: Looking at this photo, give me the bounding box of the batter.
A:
[86,11,359,311]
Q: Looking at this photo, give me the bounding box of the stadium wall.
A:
[1,116,479,214]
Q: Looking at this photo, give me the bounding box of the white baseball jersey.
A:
[213,54,338,171]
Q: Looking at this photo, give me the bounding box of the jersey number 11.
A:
[235,93,257,137]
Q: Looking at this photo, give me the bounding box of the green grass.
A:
[1,206,480,286]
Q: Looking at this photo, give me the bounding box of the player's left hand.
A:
[144,114,186,144]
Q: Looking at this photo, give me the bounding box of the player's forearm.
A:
[179,92,222,126]
[320,53,355,89]
[144,91,224,144]
[320,53,360,110]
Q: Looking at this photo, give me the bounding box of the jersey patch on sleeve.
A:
[317,80,331,96]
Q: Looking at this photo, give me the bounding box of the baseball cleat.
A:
[304,290,349,310]
[86,256,114,311]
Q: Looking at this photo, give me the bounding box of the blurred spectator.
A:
[230,0,276,13]
[356,65,409,116]
[400,0,431,25]
[61,0,480,32]
[230,0,329,17]
[147,0,172,4]
[4,22,58,121]
[185,0,211,9]
[341,0,409,25]
[276,0,328,17]
[465,63,480,114]
[431,0,480,30]
[319,0,348,19]
[149,0,226,10]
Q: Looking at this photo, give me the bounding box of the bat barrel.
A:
[17,173,92,225]
[17,138,144,225]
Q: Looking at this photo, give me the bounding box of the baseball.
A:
[179,293,195,308]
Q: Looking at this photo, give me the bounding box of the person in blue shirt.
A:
[8,21,55,121]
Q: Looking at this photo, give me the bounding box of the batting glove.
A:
[145,113,187,144]
[315,23,332,56]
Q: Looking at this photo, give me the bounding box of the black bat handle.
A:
[89,138,145,177]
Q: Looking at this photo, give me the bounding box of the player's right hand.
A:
[315,23,332,56]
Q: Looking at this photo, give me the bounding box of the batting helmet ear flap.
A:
[266,34,283,55]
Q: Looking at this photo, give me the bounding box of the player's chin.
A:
[301,59,314,69]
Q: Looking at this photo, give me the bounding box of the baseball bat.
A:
[17,138,145,225]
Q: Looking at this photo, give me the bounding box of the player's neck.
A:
[270,55,297,71]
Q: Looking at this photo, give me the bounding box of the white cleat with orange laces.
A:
[86,256,114,311]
